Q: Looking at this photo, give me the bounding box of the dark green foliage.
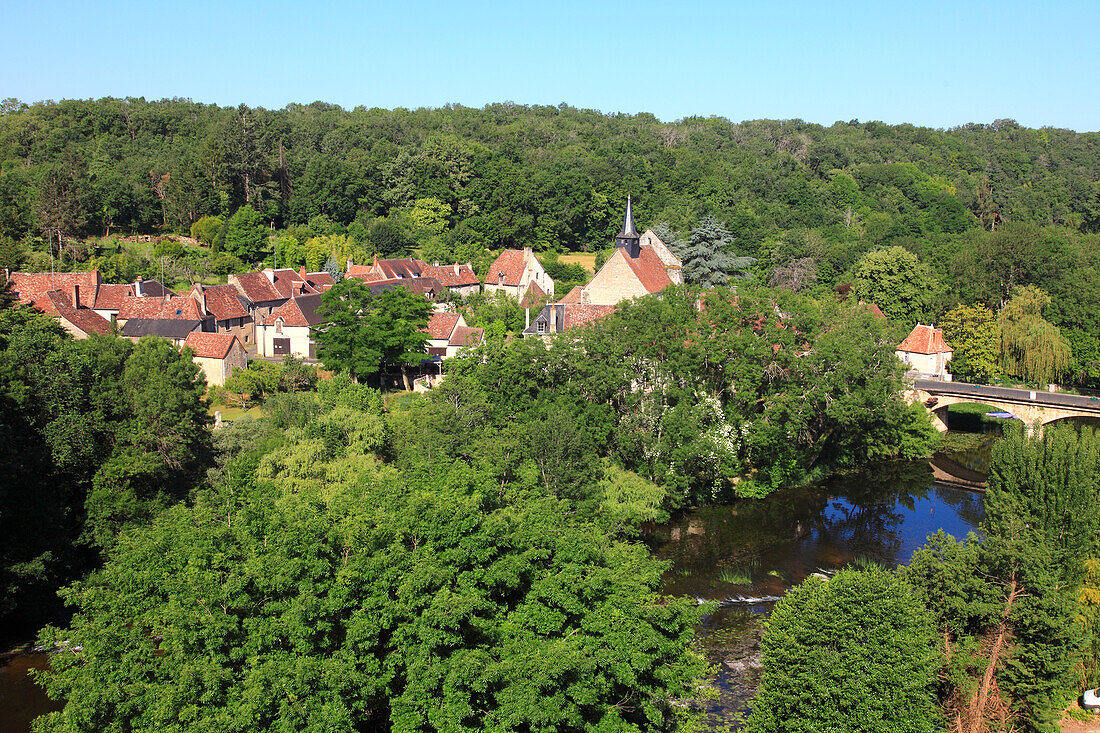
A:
[35,381,707,732]
[746,567,941,733]
[223,205,268,263]
[314,279,431,385]
[0,309,210,636]
[905,423,1100,732]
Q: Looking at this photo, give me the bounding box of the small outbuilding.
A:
[183,332,248,387]
[897,324,953,380]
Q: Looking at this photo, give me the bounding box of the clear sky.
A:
[1,0,1097,131]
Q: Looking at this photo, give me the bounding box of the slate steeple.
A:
[615,195,641,258]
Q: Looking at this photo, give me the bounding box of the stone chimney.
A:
[346,258,354,272]
[263,268,275,283]
[549,304,557,332]
[525,307,530,330]
[134,275,143,297]
[453,263,460,277]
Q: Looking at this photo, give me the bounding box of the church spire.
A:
[616,195,641,257]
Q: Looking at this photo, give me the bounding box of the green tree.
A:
[675,215,755,287]
[850,246,939,323]
[747,566,941,733]
[939,303,999,382]
[189,214,224,247]
[314,280,431,388]
[998,286,1073,385]
[223,204,268,263]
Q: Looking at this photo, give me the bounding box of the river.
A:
[644,457,986,727]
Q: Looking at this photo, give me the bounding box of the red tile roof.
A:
[561,304,617,330]
[519,280,546,309]
[897,324,952,354]
[263,294,325,327]
[557,285,584,304]
[118,296,206,321]
[300,270,336,291]
[45,291,112,335]
[346,263,373,276]
[423,263,479,288]
[448,325,484,347]
[485,250,527,286]
[184,332,243,359]
[622,246,672,294]
[373,258,425,280]
[231,269,318,303]
[424,312,461,340]
[198,284,249,321]
[10,271,99,312]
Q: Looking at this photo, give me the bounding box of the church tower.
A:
[615,195,641,258]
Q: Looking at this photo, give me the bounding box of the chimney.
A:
[453,263,460,277]
[525,307,530,330]
[549,304,557,332]
[135,275,143,297]
[3,268,9,283]
[346,258,354,272]
[263,267,276,284]
[71,284,80,308]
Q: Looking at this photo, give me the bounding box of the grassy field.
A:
[557,253,598,274]
[208,405,262,422]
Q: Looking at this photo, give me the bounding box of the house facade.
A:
[256,294,324,359]
[579,197,682,306]
[423,312,485,358]
[483,248,554,301]
[184,332,248,386]
[190,283,254,346]
[896,324,953,380]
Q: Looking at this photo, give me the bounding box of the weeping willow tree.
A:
[998,285,1073,384]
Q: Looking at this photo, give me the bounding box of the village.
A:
[4,199,953,395]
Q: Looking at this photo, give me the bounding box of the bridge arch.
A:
[907,381,1100,434]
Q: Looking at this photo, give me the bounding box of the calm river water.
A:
[644,458,985,726]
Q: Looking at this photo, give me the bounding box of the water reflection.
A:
[647,461,983,602]
[646,459,986,727]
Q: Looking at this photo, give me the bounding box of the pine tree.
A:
[323,256,343,283]
[676,215,756,288]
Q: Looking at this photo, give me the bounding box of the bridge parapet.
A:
[905,381,1100,433]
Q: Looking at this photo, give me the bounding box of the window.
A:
[537,321,546,333]
[275,318,283,334]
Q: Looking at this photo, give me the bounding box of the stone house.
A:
[228,268,321,325]
[190,283,255,346]
[423,312,485,358]
[483,248,555,301]
[184,332,248,387]
[896,324,953,380]
[256,293,324,359]
[578,197,683,306]
[522,303,617,338]
[346,257,478,297]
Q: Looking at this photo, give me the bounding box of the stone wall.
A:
[582,250,648,305]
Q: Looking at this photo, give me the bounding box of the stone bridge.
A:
[907,379,1100,433]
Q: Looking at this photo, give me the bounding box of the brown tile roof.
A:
[860,301,887,319]
[557,285,584,304]
[373,258,425,280]
[622,246,672,294]
[519,280,547,309]
[263,294,325,327]
[561,304,617,330]
[184,332,243,360]
[364,278,441,299]
[231,269,318,303]
[485,249,526,286]
[448,325,484,347]
[300,270,336,291]
[346,270,387,283]
[424,312,461,340]
[10,271,99,312]
[118,296,206,321]
[45,291,112,335]
[423,263,479,288]
[199,285,249,321]
[897,324,952,354]
[346,264,374,276]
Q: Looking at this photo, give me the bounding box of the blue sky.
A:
[1,0,1097,131]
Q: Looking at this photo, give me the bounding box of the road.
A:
[915,379,1100,411]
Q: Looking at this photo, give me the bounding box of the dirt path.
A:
[1060,707,1100,732]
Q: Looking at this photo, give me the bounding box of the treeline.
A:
[3,97,1100,255]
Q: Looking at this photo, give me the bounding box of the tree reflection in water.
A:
[647,459,984,601]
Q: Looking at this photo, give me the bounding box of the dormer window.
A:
[537,321,546,334]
